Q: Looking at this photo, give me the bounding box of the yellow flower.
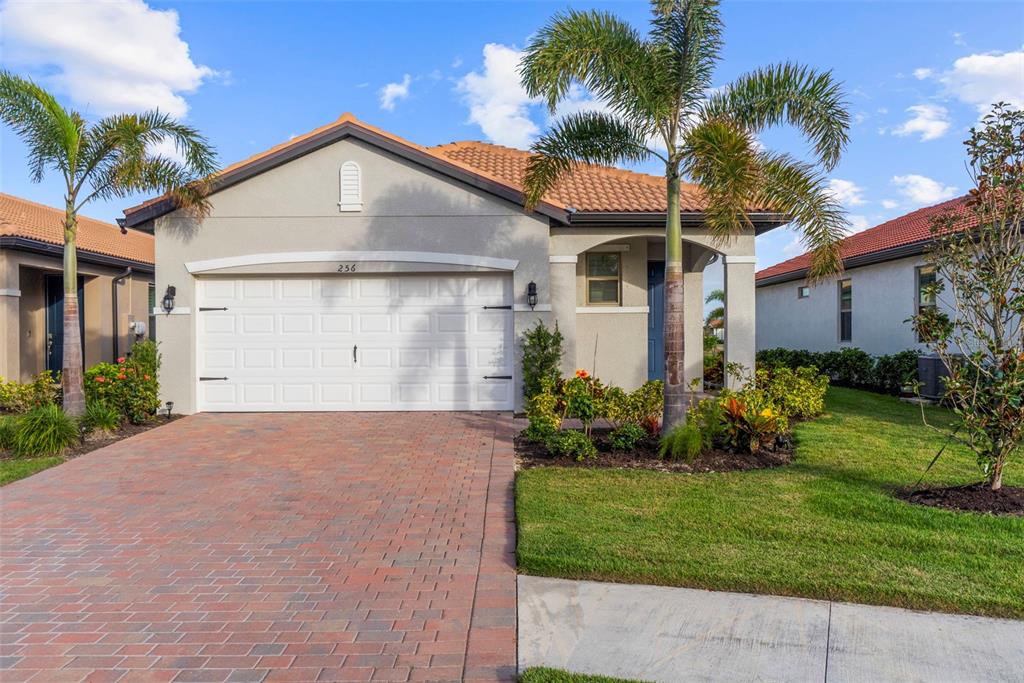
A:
[760,408,773,418]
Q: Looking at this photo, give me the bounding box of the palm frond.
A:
[705,62,850,171]
[520,8,668,128]
[523,111,653,209]
[650,0,723,114]
[756,152,848,280]
[680,117,759,237]
[704,288,725,304]
[0,71,81,182]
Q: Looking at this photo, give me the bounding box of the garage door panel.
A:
[196,274,513,411]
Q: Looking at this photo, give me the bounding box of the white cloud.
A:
[938,49,1024,112]
[951,32,966,47]
[891,104,951,141]
[847,215,872,233]
[825,178,867,206]
[892,174,957,205]
[881,199,899,210]
[913,68,934,80]
[456,43,540,148]
[379,74,412,111]
[451,56,463,69]
[2,0,214,118]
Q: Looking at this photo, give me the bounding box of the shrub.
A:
[609,423,647,451]
[0,414,17,451]
[719,395,786,455]
[563,371,602,436]
[872,351,920,394]
[546,429,597,461]
[758,366,829,419]
[687,397,726,451]
[757,347,920,395]
[81,401,121,435]
[521,320,564,401]
[85,357,159,424]
[603,380,663,434]
[659,423,704,462]
[0,372,59,413]
[128,339,161,378]
[12,404,78,457]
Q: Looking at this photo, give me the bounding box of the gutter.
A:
[755,239,932,287]
[0,236,155,273]
[112,267,132,362]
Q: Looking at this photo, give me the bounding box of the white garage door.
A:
[195,274,514,411]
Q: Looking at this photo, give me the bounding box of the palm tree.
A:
[0,72,216,416]
[704,288,725,329]
[520,0,850,428]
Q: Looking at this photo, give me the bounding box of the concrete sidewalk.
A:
[518,576,1024,682]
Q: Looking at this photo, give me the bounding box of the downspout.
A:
[112,267,132,361]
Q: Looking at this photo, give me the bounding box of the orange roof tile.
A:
[755,196,976,282]
[0,193,154,265]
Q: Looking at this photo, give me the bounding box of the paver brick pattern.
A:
[0,412,517,683]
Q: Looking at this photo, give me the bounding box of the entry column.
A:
[548,255,578,377]
[724,255,756,389]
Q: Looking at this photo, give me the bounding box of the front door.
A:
[647,262,665,381]
[44,275,85,374]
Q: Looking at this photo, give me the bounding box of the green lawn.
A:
[0,456,64,486]
[521,668,648,683]
[517,387,1024,618]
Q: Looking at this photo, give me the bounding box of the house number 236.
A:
[337,264,357,273]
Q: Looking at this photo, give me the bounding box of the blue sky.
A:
[2,0,1023,294]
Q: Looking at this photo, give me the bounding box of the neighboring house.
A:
[0,193,155,382]
[123,114,786,414]
[756,196,973,356]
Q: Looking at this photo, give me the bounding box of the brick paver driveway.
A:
[1,412,517,683]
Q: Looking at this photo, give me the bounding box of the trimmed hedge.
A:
[756,347,919,395]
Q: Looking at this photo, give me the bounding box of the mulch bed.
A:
[897,483,1024,516]
[1,415,183,464]
[515,428,793,474]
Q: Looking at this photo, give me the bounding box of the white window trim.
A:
[184,251,519,274]
[338,161,362,212]
[576,306,649,314]
[151,307,192,316]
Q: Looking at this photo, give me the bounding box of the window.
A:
[838,279,852,342]
[916,265,937,342]
[338,161,362,211]
[797,286,810,299]
[148,283,156,342]
[586,252,621,305]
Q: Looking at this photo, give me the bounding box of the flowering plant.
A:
[84,353,159,424]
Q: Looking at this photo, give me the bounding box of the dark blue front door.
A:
[44,275,85,374]
[647,262,665,381]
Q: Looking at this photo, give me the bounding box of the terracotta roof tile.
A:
[755,195,976,282]
[431,140,708,213]
[0,193,154,265]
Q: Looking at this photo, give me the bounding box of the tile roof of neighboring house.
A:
[0,192,154,265]
[124,113,778,225]
[755,195,976,283]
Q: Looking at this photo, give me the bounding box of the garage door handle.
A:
[199,307,229,311]
[199,376,228,381]
[353,345,357,363]
[483,375,512,380]
[483,305,512,310]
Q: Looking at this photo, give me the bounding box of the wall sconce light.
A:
[526,281,538,310]
[161,285,176,314]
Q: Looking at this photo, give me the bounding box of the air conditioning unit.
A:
[917,354,950,399]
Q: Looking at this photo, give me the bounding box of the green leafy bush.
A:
[603,380,663,434]
[719,395,786,454]
[687,397,726,451]
[546,429,597,461]
[609,423,647,450]
[758,366,829,418]
[523,377,562,443]
[0,414,17,451]
[12,404,78,457]
[84,357,159,424]
[128,339,161,378]
[872,351,920,394]
[659,423,703,462]
[0,372,59,413]
[81,401,121,435]
[521,320,564,401]
[757,347,920,395]
[563,373,601,436]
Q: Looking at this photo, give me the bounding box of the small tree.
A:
[912,103,1024,491]
[0,72,217,416]
[521,320,564,400]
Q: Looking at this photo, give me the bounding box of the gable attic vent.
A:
[338,161,362,212]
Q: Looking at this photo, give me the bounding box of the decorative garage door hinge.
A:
[199,307,229,311]
[483,375,512,380]
[482,305,512,310]
[199,377,229,381]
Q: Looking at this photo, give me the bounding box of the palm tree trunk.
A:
[62,201,86,417]
[663,170,687,430]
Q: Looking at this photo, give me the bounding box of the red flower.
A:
[575,369,590,379]
[117,357,126,364]
[143,374,151,381]
[95,376,106,383]
[116,373,127,380]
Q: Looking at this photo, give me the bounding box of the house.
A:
[0,192,155,381]
[122,114,786,414]
[755,196,973,356]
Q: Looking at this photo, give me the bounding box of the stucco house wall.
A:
[756,254,952,356]
[148,137,553,413]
